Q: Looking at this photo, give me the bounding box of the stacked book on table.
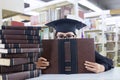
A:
[0,26,42,80]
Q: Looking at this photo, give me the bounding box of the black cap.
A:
[45,18,86,34]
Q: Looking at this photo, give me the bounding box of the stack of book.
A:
[0,26,42,80]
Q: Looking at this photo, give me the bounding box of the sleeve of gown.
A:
[95,51,114,71]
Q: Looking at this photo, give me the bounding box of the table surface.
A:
[27,67,120,80]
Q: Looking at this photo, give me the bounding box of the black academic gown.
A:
[95,51,114,71]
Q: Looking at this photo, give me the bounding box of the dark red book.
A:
[0,52,41,58]
[2,26,41,30]
[0,69,40,80]
[41,38,95,74]
[11,21,24,26]
[0,40,41,44]
[0,35,41,40]
[0,48,42,53]
[0,63,36,74]
[0,43,42,48]
[0,30,40,35]
[0,57,38,66]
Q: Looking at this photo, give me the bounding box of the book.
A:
[8,21,24,26]
[0,57,38,66]
[0,69,40,80]
[0,63,36,74]
[2,26,41,30]
[0,44,42,48]
[0,35,41,40]
[0,48,42,53]
[0,40,41,44]
[0,52,41,58]
[41,38,95,74]
[0,30,40,36]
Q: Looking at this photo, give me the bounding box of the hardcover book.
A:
[0,40,41,44]
[0,69,40,80]
[0,35,41,40]
[0,48,42,53]
[0,30,40,35]
[0,63,36,74]
[41,38,95,74]
[2,26,41,30]
[0,43,42,48]
[0,57,38,66]
[0,52,41,58]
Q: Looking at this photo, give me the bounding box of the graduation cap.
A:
[45,18,86,34]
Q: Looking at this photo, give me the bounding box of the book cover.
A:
[0,48,42,53]
[0,69,40,80]
[41,38,95,74]
[0,43,41,48]
[0,35,41,40]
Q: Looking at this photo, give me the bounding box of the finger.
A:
[36,66,47,69]
[85,61,97,66]
[38,57,47,61]
[85,66,96,73]
[41,61,49,66]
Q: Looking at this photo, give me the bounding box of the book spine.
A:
[6,48,42,53]
[0,35,41,40]
[0,44,42,48]
[2,26,41,30]
[1,69,40,80]
[0,57,38,66]
[0,52,41,58]
[0,30,40,36]
[0,40,41,44]
[0,63,36,74]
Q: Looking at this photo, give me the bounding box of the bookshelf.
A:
[84,14,120,66]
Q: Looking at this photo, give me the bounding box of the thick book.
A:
[2,26,41,30]
[0,30,40,35]
[0,35,41,40]
[0,44,42,48]
[0,57,38,66]
[0,40,41,44]
[0,48,42,53]
[0,52,41,58]
[0,69,40,80]
[41,38,95,74]
[0,63,36,74]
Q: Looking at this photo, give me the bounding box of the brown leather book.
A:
[41,38,95,74]
[0,69,40,80]
[0,35,41,40]
[0,63,36,74]
[0,43,42,48]
[2,26,41,30]
[0,39,41,44]
[0,30,40,36]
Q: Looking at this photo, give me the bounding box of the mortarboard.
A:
[45,18,86,34]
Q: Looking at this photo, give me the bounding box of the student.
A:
[36,18,113,73]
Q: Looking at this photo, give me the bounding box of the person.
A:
[36,18,114,73]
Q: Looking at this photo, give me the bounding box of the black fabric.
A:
[95,51,114,71]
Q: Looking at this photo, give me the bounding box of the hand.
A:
[84,61,105,73]
[35,57,49,69]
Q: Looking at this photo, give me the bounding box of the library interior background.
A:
[1,0,120,79]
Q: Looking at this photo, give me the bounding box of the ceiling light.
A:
[78,0,102,12]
